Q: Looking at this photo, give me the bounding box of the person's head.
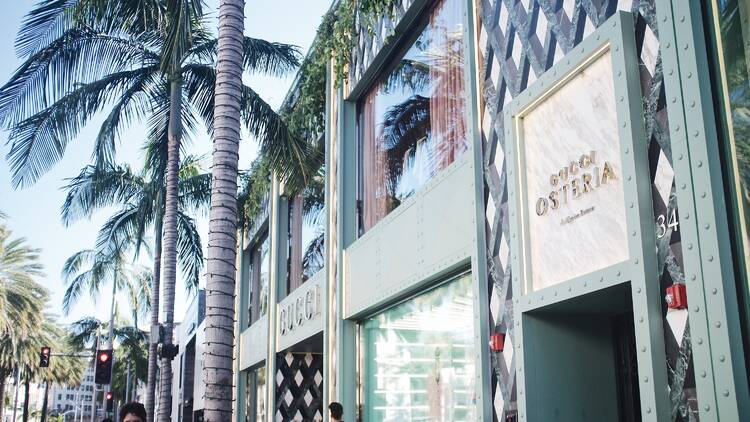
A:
[101,419,113,422]
[119,402,147,422]
[328,402,343,420]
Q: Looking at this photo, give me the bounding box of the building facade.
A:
[171,290,206,422]
[235,0,750,421]
[50,366,95,420]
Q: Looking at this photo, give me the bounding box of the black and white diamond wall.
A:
[275,352,324,422]
[477,0,698,420]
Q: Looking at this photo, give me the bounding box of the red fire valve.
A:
[490,333,505,352]
[665,283,688,310]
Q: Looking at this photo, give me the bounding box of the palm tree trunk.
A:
[40,382,49,422]
[204,1,244,420]
[12,366,20,422]
[0,368,8,422]
[21,370,29,422]
[157,68,182,422]
[146,209,163,422]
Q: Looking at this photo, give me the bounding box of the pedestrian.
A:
[118,402,147,422]
[328,402,344,422]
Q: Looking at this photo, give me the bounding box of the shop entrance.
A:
[521,283,641,422]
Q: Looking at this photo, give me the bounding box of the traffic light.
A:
[94,349,113,384]
[39,346,50,367]
[105,391,114,412]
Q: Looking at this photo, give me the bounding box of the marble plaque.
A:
[519,50,629,291]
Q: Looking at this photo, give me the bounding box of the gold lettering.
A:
[549,191,559,209]
[602,161,616,184]
[536,197,549,216]
[579,154,591,169]
[571,179,582,199]
[582,173,593,193]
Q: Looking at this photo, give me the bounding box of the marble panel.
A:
[519,50,629,291]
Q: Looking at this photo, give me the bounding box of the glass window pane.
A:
[259,235,270,317]
[361,273,476,421]
[710,0,750,382]
[359,0,468,232]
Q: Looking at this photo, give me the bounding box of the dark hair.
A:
[101,419,114,422]
[328,402,343,419]
[119,402,147,421]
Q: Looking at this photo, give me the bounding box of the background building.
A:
[50,366,95,420]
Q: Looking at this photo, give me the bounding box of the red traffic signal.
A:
[105,391,114,412]
[39,346,51,367]
[94,349,113,384]
[105,391,113,400]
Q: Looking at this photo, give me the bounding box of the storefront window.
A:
[360,273,476,421]
[707,0,750,380]
[287,178,325,293]
[248,233,270,324]
[245,367,267,422]
[358,0,467,232]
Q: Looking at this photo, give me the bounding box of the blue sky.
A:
[0,0,331,327]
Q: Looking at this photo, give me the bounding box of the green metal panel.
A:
[264,178,283,422]
[335,96,358,422]
[654,0,750,419]
[504,12,669,421]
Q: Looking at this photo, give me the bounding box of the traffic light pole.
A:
[91,327,100,422]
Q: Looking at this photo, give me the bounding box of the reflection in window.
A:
[248,233,270,325]
[360,273,476,421]
[245,367,266,422]
[359,0,467,232]
[287,173,326,293]
[709,0,750,382]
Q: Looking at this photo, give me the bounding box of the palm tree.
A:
[61,242,148,369]
[61,155,207,419]
[0,216,46,422]
[2,4,309,419]
[203,0,246,419]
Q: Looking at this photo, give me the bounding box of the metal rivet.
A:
[634,259,639,264]
[684,43,689,50]
[688,244,693,250]
[697,338,703,345]
[632,230,636,236]
[701,192,707,198]
[700,371,707,378]
[625,147,629,153]
[627,175,632,181]
[698,161,703,167]
[617,271,621,277]
[723,390,730,397]
[691,274,697,281]
[643,377,649,383]
[708,255,714,262]
[694,306,700,313]
[694,130,700,137]
[680,16,686,22]
[681,183,687,189]
[675,125,680,131]
[685,213,690,219]
[712,288,718,294]
[646,408,652,414]
[637,287,642,294]
[687,72,693,78]
[690,101,696,108]
[639,317,644,323]
[704,405,710,412]
[716,321,722,328]
[641,347,646,352]
[671,97,677,103]
[705,224,711,230]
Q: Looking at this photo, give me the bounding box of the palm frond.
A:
[61,164,144,225]
[161,0,203,73]
[0,29,156,128]
[176,212,203,292]
[5,68,157,188]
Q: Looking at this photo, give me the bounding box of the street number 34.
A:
[656,209,679,239]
